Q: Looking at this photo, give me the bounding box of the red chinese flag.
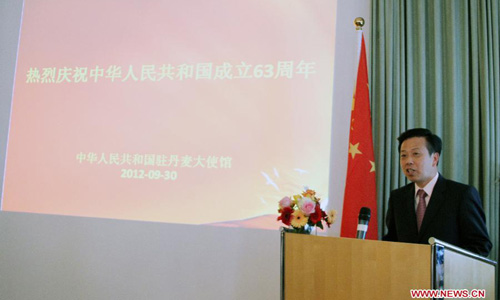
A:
[340,34,378,239]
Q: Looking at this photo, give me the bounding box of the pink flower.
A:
[279,196,292,208]
[299,197,315,216]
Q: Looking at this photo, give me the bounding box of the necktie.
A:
[416,189,427,232]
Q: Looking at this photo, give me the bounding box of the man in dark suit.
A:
[382,128,492,257]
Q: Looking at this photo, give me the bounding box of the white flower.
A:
[327,209,337,224]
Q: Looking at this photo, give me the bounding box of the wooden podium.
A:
[280,230,497,300]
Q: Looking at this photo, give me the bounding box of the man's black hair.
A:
[397,128,442,155]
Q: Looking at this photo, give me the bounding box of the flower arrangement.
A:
[277,189,337,233]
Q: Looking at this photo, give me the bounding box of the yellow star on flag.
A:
[369,160,376,172]
[348,143,362,159]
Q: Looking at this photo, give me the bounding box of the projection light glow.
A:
[2,0,337,229]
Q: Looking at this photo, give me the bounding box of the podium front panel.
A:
[283,234,431,300]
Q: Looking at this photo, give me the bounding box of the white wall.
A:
[0,0,371,299]
[0,0,22,198]
[0,212,281,299]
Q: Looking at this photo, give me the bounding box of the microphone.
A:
[356,207,371,239]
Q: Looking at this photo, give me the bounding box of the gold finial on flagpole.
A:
[354,17,365,30]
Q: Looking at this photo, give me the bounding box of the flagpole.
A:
[353,17,364,101]
[354,17,364,65]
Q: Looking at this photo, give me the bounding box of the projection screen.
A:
[2,0,337,229]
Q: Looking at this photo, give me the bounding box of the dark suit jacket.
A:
[382,174,492,257]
